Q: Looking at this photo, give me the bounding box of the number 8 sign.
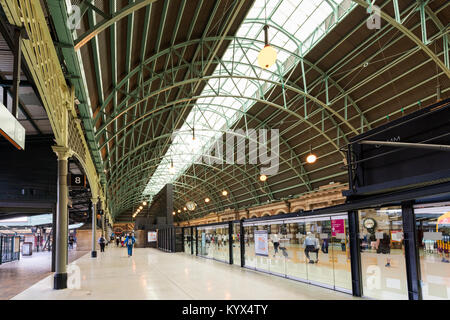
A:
[70,174,86,188]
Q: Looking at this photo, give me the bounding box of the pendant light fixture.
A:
[258,25,277,69]
[306,145,317,164]
[257,1,277,69]
[169,158,175,174]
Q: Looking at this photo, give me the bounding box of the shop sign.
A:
[331,219,345,237]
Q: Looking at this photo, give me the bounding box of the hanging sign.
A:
[0,102,25,150]
[70,174,86,188]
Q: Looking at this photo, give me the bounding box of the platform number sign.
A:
[70,174,86,188]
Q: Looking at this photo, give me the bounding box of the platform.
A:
[11,247,357,300]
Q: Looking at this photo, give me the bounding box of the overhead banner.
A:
[254,230,268,257]
[147,231,157,242]
[0,102,25,150]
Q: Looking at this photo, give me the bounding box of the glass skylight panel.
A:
[143,0,351,199]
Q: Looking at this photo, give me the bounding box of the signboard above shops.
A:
[344,98,450,199]
[0,102,25,150]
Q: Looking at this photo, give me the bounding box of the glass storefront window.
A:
[197,225,229,263]
[198,228,209,257]
[184,228,192,254]
[232,223,241,266]
[285,220,308,281]
[244,225,256,268]
[243,213,351,293]
[414,202,450,300]
[212,226,229,263]
[359,206,408,300]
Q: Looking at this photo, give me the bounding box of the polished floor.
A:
[12,247,358,300]
[0,249,88,300]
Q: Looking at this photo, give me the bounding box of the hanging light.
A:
[257,25,277,69]
[173,211,176,215]
[259,174,267,182]
[306,145,317,164]
[204,197,210,203]
[178,209,181,213]
[143,201,147,206]
[139,206,143,210]
[169,159,175,174]
[183,207,187,211]
[222,190,228,196]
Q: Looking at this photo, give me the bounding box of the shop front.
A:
[181,191,450,300]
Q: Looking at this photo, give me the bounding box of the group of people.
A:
[205,233,228,247]
[97,232,136,257]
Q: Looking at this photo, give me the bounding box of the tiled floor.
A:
[0,249,88,300]
[11,247,358,300]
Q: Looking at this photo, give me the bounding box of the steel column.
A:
[402,201,422,300]
[195,227,198,256]
[228,221,233,265]
[91,197,98,258]
[240,221,245,267]
[11,28,22,118]
[190,226,194,255]
[51,207,56,272]
[0,236,3,265]
[348,210,363,297]
[52,146,71,290]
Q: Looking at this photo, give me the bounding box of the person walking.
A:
[98,235,106,252]
[124,233,136,257]
[377,231,392,267]
[115,236,120,247]
[272,233,280,257]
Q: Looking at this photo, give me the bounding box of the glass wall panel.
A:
[331,215,352,292]
[193,228,197,255]
[414,203,450,300]
[285,220,308,281]
[244,225,256,268]
[183,228,192,254]
[359,206,408,299]
[304,216,334,288]
[268,221,286,276]
[212,226,229,263]
[198,228,210,258]
[232,223,241,266]
[255,224,270,273]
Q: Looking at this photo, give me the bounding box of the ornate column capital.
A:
[52,146,73,160]
[91,196,99,205]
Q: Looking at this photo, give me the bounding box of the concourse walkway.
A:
[12,247,358,300]
[0,250,88,300]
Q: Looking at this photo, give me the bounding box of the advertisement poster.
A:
[254,230,268,257]
[331,219,345,237]
[147,232,157,242]
[391,230,403,242]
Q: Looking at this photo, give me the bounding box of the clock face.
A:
[364,218,375,229]
[186,201,197,211]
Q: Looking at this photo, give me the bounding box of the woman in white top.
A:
[272,233,280,256]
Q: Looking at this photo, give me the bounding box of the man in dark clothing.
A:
[98,236,106,252]
[377,232,391,267]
